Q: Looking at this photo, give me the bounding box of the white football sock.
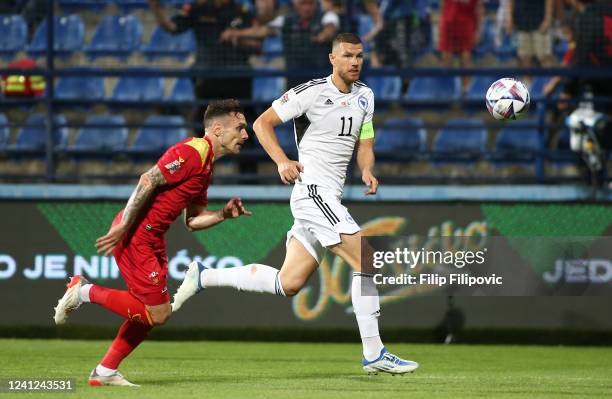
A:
[201,264,285,296]
[79,284,92,303]
[352,273,385,361]
[95,364,116,377]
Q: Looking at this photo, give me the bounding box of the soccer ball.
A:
[485,78,530,120]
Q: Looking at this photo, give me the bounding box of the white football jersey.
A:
[272,75,375,198]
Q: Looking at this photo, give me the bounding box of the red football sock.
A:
[90,285,153,326]
[100,320,152,370]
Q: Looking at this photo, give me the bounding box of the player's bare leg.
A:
[328,232,419,374]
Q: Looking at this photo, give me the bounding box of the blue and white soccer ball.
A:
[485,78,530,120]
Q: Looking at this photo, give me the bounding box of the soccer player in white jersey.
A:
[172,33,419,375]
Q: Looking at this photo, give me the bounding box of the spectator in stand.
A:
[320,0,382,37]
[221,0,340,90]
[367,0,415,70]
[543,23,574,99]
[506,0,555,69]
[149,0,255,124]
[439,0,484,90]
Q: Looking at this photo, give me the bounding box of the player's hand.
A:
[277,160,304,184]
[95,223,129,257]
[222,197,252,219]
[362,170,378,195]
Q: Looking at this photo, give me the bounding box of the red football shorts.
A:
[439,19,476,53]
[111,212,170,306]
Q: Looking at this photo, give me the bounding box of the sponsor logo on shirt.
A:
[164,155,185,174]
[279,92,289,104]
[340,100,350,107]
[324,98,334,105]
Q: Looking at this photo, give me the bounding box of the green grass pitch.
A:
[1,339,611,398]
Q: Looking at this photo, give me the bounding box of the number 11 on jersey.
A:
[339,116,353,136]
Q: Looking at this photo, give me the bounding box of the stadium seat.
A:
[55,74,105,101]
[0,113,9,149]
[0,15,28,60]
[28,15,85,58]
[85,15,143,60]
[141,27,195,61]
[262,36,283,60]
[494,120,542,164]
[529,77,551,101]
[58,0,107,10]
[252,73,285,102]
[168,78,195,102]
[9,114,69,154]
[375,117,426,153]
[433,118,487,161]
[73,115,128,153]
[130,115,188,157]
[111,76,165,102]
[275,123,296,154]
[405,77,461,103]
[365,75,402,102]
[114,0,149,11]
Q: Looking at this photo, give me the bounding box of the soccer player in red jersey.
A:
[52,99,252,386]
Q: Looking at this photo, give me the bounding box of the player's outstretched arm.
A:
[95,165,167,255]
[184,197,252,232]
[356,138,378,195]
[253,107,304,184]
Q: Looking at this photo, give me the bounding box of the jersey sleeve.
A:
[156,143,201,185]
[271,87,313,123]
[359,90,376,140]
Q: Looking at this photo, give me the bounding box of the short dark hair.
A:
[203,99,244,127]
[332,32,362,50]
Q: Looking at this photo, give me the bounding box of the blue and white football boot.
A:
[362,348,419,375]
[171,261,207,312]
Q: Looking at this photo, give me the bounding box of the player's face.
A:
[330,42,364,83]
[221,112,249,154]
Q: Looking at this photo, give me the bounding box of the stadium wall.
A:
[1,184,611,344]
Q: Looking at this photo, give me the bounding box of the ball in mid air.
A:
[486,78,530,120]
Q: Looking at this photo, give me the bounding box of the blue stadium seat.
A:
[465,76,496,102]
[168,78,195,102]
[28,15,85,58]
[262,36,283,60]
[0,114,9,149]
[529,77,551,101]
[0,15,27,60]
[405,77,461,102]
[55,74,105,101]
[365,76,402,102]
[10,114,68,153]
[494,120,542,164]
[111,76,165,102]
[275,123,296,154]
[142,27,195,61]
[131,115,188,157]
[433,118,487,161]
[85,15,143,60]
[58,0,107,10]
[114,0,149,11]
[73,115,128,153]
[252,73,285,102]
[375,117,426,153]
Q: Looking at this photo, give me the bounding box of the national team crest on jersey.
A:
[164,155,185,174]
[358,95,368,111]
